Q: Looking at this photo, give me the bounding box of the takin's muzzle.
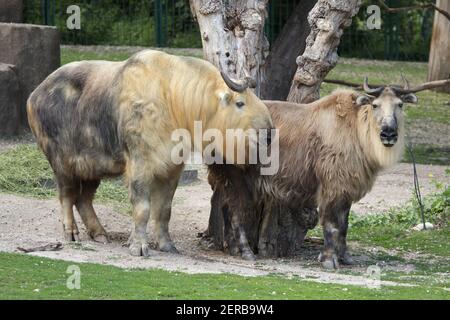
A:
[380,117,398,147]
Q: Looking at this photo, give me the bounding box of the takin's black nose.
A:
[380,126,398,147]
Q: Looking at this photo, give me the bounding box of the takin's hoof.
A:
[339,253,354,265]
[258,241,275,258]
[88,228,110,244]
[92,233,110,244]
[64,230,80,242]
[319,253,340,269]
[241,250,256,261]
[158,242,179,254]
[129,240,151,257]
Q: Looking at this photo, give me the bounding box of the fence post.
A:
[265,0,274,43]
[41,0,55,26]
[154,0,166,47]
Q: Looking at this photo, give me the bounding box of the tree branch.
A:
[378,0,450,21]
[323,78,450,92]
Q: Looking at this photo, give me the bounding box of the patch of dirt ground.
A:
[0,163,448,287]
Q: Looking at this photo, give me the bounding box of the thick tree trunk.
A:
[203,165,318,259]
[287,0,361,103]
[261,0,317,101]
[427,0,450,93]
[190,0,269,96]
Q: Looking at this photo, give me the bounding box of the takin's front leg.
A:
[336,204,353,265]
[318,200,352,269]
[223,166,256,261]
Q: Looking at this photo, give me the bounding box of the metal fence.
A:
[23,0,434,61]
[339,0,434,61]
[24,0,199,47]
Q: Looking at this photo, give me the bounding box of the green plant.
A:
[349,185,449,230]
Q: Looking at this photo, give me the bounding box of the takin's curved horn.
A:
[402,74,410,90]
[363,76,384,96]
[220,71,249,93]
[392,74,413,95]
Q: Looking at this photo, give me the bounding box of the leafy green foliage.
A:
[349,185,449,230]
[24,0,201,47]
[340,0,434,61]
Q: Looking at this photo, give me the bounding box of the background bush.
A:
[23,0,199,47]
[24,0,435,60]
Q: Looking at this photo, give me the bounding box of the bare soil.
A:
[0,163,448,287]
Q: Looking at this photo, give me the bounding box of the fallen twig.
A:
[17,242,63,253]
[304,236,324,245]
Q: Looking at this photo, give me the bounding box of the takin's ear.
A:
[217,90,232,105]
[401,93,418,104]
[356,95,373,106]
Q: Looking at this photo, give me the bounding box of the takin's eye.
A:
[372,103,380,109]
[397,102,404,108]
[236,101,245,108]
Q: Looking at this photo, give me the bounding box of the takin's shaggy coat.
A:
[207,87,418,268]
[27,49,273,257]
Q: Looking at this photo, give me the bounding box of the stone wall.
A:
[0,23,60,127]
[0,64,20,136]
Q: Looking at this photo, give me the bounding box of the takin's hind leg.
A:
[56,176,80,242]
[128,178,152,257]
[152,167,183,254]
[75,180,109,243]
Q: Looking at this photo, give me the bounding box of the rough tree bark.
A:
[427,0,450,93]
[205,165,319,259]
[189,0,269,96]
[261,0,317,101]
[287,0,361,103]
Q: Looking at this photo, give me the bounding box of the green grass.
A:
[350,226,449,256]
[403,145,450,166]
[0,252,448,300]
[0,145,130,212]
[61,48,132,65]
[61,46,203,65]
